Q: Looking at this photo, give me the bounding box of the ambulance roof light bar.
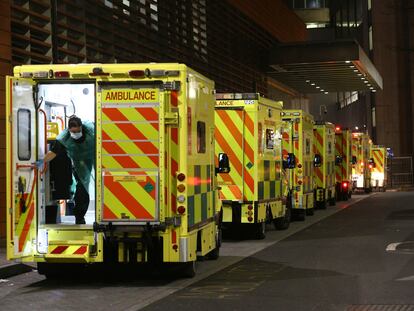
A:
[215,93,259,100]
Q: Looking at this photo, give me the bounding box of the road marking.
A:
[125,194,373,310]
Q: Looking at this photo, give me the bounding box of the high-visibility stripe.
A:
[51,245,69,254]
[216,110,243,149]
[74,245,88,255]
[104,175,154,220]
[243,113,254,136]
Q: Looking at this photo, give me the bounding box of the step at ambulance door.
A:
[6,77,38,260]
[99,85,162,223]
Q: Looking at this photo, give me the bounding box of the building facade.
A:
[0,0,305,240]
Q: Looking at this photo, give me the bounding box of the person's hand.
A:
[34,159,44,169]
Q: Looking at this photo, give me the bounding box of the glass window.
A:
[197,121,206,153]
[17,109,31,161]
[266,129,274,149]
[372,107,376,128]
[369,26,373,50]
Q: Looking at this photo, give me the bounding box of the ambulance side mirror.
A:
[283,153,296,169]
[335,155,343,165]
[216,153,230,174]
[314,154,322,167]
[351,156,357,165]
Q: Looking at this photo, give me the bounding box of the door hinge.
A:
[164,112,179,125]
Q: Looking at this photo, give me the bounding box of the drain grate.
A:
[347,305,414,311]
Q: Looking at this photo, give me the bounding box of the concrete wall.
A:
[0,0,11,242]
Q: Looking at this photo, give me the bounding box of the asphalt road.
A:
[1,191,414,311]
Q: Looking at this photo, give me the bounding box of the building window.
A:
[338,91,359,109]
[197,121,206,153]
[18,109,31,161]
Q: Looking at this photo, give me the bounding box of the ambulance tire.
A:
[306,208,314,216]
[316,201,327,210]
[274,202,291,230]
[180,261,196,278]
[255,222,266,240]
[207,227,222,260]
[295,209,306,221]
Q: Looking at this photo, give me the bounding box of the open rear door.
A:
[6,77,37,260]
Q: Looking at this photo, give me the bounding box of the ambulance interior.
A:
[37,83,96,226]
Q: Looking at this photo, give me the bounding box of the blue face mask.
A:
[70,130,82,140]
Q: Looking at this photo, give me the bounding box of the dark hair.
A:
[68,116,82,128]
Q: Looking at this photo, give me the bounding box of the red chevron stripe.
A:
[105,176,154,219]
[51,245,69,254]
[103,203,119,219]
[216,110,243,148]
[74,246,88,255]
[243,112,255,136]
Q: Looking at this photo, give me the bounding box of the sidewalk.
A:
[0,245,34,279]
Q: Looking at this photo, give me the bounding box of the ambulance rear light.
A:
[177,184,186,192]
[89,67,110,76]
[247,204,253,210]
[177,206,186,214]
[128,70,146,78]
[335,126,341,132]
[33,71,49,78]
[342,182,348,188]
[54,71,70,78]
[177,173,186,182]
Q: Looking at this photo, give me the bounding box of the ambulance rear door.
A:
[6,77,38,260]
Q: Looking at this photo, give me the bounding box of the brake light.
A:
[177,173,186,182]
[129,70,145,78]
[342,182,348,188]
[335,126,341,132]
[55,71,70,78]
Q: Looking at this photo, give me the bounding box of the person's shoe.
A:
[75,218,86,225]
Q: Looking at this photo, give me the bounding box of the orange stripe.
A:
[18,201,34,252]
[244,139,254,164]
[74,246,88,255]
[51,245,68,254]
[315,167,323,183]
[105,177,154,219]
[171,128,178,145]
[243,113,254,136]
[102,132,142,168]
[103,203,119,219]
[171,91,178,107]
[217,110,243,148]
[315,131,323,147]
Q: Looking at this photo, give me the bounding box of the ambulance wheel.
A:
[181,261,196,278]
[274,203,291,230]
[255,222,266,240]
[306,208,314,216]
[317,201,327,210]
[207,227,222,260]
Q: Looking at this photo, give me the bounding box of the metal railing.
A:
[388,156,414,188]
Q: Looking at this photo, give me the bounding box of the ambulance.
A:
[282,110,314,220]
[214,93,290,239]
[334,126,353,200]
[6,63,228,277]
[351,132,372,193]
[370,145,388,191]
[313,121,336,208]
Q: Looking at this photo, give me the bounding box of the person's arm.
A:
[44,151,57,163]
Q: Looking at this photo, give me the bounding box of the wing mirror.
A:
[314,154,322,167]
[283,153,296,169]
[216,153,230,174]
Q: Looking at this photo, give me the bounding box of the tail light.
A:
[342,182,348,188]
[177,206,186,214]
[177,173,186,182]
